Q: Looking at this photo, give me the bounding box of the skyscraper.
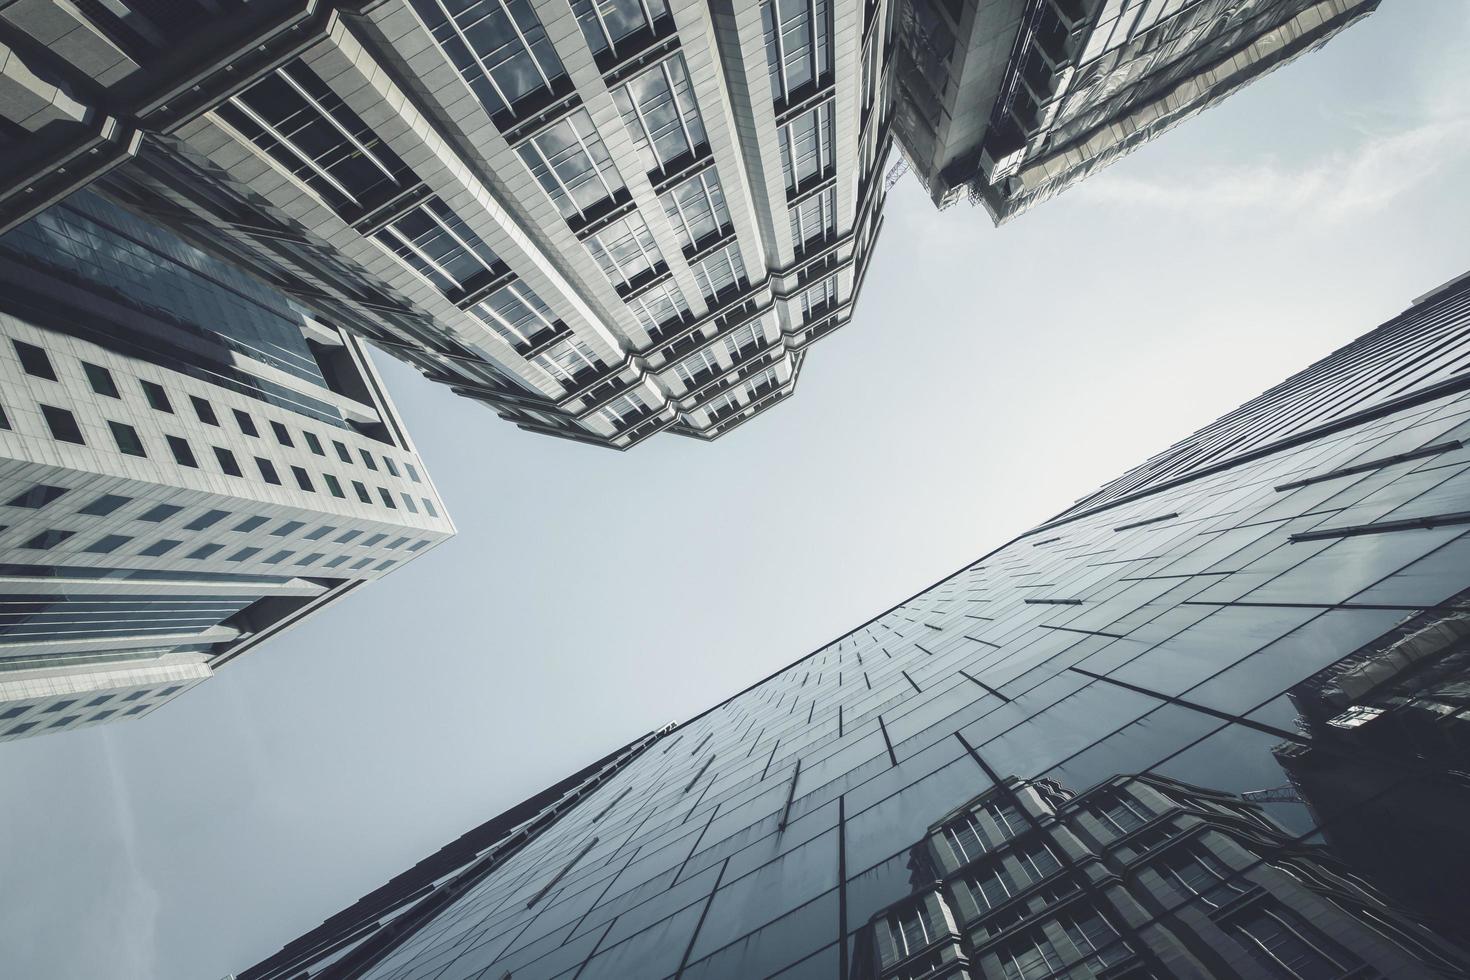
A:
[0,0,1377,447]
[0,190,454,742]
[236,273,1470,978]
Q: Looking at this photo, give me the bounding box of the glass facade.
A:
[240,280,1470,979]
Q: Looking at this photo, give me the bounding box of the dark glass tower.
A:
[240,273,1470,979]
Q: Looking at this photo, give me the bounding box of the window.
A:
[158,686,182,696]
[600,392,645,428]
[108,420,146,457]
[272,521,305,537]
[83,362,120,398]
[571,0,669,56]
[305,526,336,541]
[6,722,38,735]
[91,710,116,721]
[401,493,419,513]
[166,435,199,468]
[233,516,268,532]
[227,547,262,562]
[1226,901,1361,980]
[799,274,838,320]
[292,466,315,492]
[1059,906,1131,971]
[351,557,374,570]
[382,457,399,477]
[387,536,409,549]
[661,170,731,250]
[87,695,113,707]
[1156,845,1246,910]
[1013,841,1062,885]
[532,336,601,384]
[214,447,243,477]
[0,402,9,429]
[518,109,625,222]
[324,474,345,498]
[296,553,325,566]
[692,242,746,302]
[219,61,412,217]
[376,560,397,571]
[789,186,835,250]
[22,529,74,550]
[14,340,56,380]
[378,487,398,509]
[723,323,763,362]
[191,396,219,426]
[270,421,294,447]
[675,349,721,388]
[613,55,706,172]
[139,539,182,557]
[335,529,363,544]
[324,555,350,568]
[469,282,561,349]
[883,900,938,960]
[83,534,131,554]
[1,706,30,719]
[422,497,439,518]
[40,404,85,444]
[263,550,293,564]
[333,440,352,463]
[626,279,689,336]
[1091,790,1152,836]
[409,0,566,118]
[233,409,259,438]
[43,700,78,714]
[358,449,379,471]
[377,198,504,294]
[6,484,68,509]
[352,481,372,504]
[137,504,182,523]
[255,458,282,485]
[761,0,830,101]
[405,463,421,483]
[409,540,429,551]
[586,212,665,291]
[125,705,146,715]
[361,533,387,547]
[187,543,224,560]
[780,102,833,192]
[184,509,229,531]
[79,494,130,516]
[48,715,80,728]
[140,380,173,413]
[303,431,325,456]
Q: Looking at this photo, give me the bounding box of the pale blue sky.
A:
[2,5,1468,978]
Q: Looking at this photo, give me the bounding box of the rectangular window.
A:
[166,435,199,468]
[271,521,304,537]
[40,404,85,444]
[333,440,352,463]
[361,533,387,547]
[140,380,173,413]
[358,449,379,471]
[108,420,147,457]
[335,529,362,544]
[586,212,665,291]
[470,281,561,349]
[191,396,219,426]
[187,543,224,560]
[139,539,182,557]
[6,484,69,509]
[422,497,439,518]
[613,54,706,173]
[14,340,57,380]
[401,493,419,513]
[761,0,830,102]
[21,529,74,550]
[219,61,413,217]
[376,198,503,294]
[84,534,132,554]
[269,421,294,447]
[692,242,746,302]
[625,279,689,336]
[227,547,261,562]
[255,457,282,485]
[799,274,838,320]
[185,509,229,531]
[324,473,345,498]
[518,109,625,222]
[296,553,325,566]
[780,101,833,193]
[409,0,566,118]
[233,410,259,438]
[303,430,325,456]
[233,516,268,532]
[263,550,293,564]
[789,186,835,251]
[1091,790,1151,836]
[722,323,763,362]
[571,0,669,56]
[214,447,244,477]
[377,487,398,509]
[382,457,399,477]
[352,481,372,504]
[405,463,421,483]
[291,466,315,492]
[83,362,120,398]
[660,169,731,251]
[598,392,645,428]
[79,494,130,516]
[137,504,182,523]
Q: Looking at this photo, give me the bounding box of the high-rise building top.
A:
[0,0,1377,447]
[236,275,1470,977]
[0,190,454,741]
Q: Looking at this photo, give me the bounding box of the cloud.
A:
[1075,116,1470,219]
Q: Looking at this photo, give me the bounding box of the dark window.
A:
[14,340,56,380]
[82,362,120,398]
[141,380,173,413]
[1226,902,1362,979]
[86,695,113,707]
[333,441,352,463]
[21,528,74,550]
[351,557,373,570]
[84,534,132,554]
[295,553,325,566]
[323,474,345,498]
[422,497,439,518]
[125,705,147,715]
[405,463,422,483]
[270,421,294,447]
[232,516,268,532]
[324,556,349,568]
[90,710,116,721]
[256,457,282,485]
[401,493,418,513]
[40,404,85,444]
[352,481,372,504]
[0,402,9,429]
[0,705,30,719]
[191,396,219,426]
[214,447,243,477]
[335,529,362,544]
[166,436,199,468]
[382,457,400,477]
[139,539,182,557]
[5,722,38,735]
[123,690,148,701]
[158,686,182,696]
[303,431,325,456]
[272,520,305,537]
[137,503,183,523]
[376,559,397,571]
[233,409,259,437]
[408,540,429,551]
[291,466,315,492]
[227,547,261,562]
[47,715,80,728]
[79,493,130,516]
[185,509,229,531]
[361,533,387,547]
[187,543,224,559]
[108,420,147,457]
[263,550,293,564]
[46,700,79,714]
[359,449,379,470]
[305,525,335,540]
[6,484,68,509]
[388,537,409,549]
[378,487,397,508]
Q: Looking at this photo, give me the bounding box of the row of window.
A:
[2,684,183,736]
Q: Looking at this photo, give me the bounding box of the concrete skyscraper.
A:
[0,0,1377,447]
[236,273,1470,978]
[0,190,454,742]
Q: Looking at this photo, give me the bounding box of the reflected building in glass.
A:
[237,273,1470,978]
[0,191,454,742]
[0,0,1376,447]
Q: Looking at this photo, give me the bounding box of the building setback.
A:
[235,274,1470,979]
[0,190,454,742]
[0,0,1376,448]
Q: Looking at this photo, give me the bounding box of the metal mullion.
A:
[491,0,554,88]
[275,68,401,186]
[633,0,657,32]
[383,223,463,289]
[227,98,363,208]
[666,186,697,245]
[565,115,618,200]
[475,296,534,345]
[769,0,790,99]
[806,0,820,84]
[660,60,699,157]
[589,0,618,54]
[505,282,557,333]
[698,173,723,228]
[432,0,516,111]
[593,229,633,285]
[628,218,662,271]
[528,136,586,218]
[422,204,499,277]
[622,76,664,165]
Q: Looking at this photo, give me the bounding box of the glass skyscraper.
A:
[237,273,1470,978]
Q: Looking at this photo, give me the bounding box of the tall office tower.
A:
[892,0,1379,219]
[236,274,1470,980]
[0,0,1376,448]
[0,190,453,743]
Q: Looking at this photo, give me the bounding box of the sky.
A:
[2,4,1469,979]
